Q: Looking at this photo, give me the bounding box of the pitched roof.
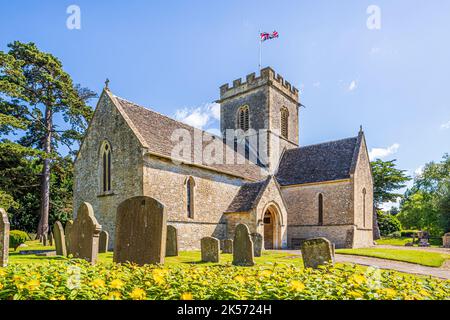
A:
[276,134,363,186]
[225,177,271,213]
[110,92,265,181]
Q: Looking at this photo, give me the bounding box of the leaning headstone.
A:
[68,202,102,264]
[201,237,220,263]
[165,225,178,257]
[114,196,167,265]
[42,234,48,246]
[251,233,263,257]
[53,221,67,256]
[300,237,334,269]
[443,233,450,248]
[65,220,73,254]
[222,239,233,254]
[98,230,109,253]
[232,224,254,266]
[0,208,10,267]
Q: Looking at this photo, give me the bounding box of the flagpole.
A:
[259,29,262,71]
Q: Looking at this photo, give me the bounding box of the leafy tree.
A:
[398,154,450,235]
[371,159,411,207]
[0,41,96,236]
[377,211,402,236]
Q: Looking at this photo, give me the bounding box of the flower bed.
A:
[0,260,448,300]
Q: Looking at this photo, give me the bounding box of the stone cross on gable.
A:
[105,78,110,90]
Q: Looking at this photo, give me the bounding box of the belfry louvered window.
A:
[238,105,249,132]
[101,141,112,192]
[281,107,289,139]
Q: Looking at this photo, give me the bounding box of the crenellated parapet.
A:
[219,67,299,103]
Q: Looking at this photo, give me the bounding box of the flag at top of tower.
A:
[260,31,279,42]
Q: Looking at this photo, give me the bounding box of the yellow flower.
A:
[13,275,22,282]
[379,288,397,299]
[351,274,366,285]
[152,269,168,285]
[107,291,122,300]
[234,276,246,284]
[289,280,306,292]
[260,270,272,277]
[0,269,6,276]
[109,279,124,290]
[419,290,430,297]
[181,292,194,300]
[26,279,40,291]
[348,291,363,299]
[90,279,105,289]
[130,288,146,300]
[0,283,3,290]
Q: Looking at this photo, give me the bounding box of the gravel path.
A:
[282,249,450,280]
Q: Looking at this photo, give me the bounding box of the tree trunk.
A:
[37,106,52,237]
[373,206,381,240]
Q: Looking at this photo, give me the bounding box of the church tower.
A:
[218,67,300,173]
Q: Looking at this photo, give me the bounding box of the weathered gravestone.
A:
[201,237,220,263]
[53,221,67,256]
[232,224,254,266]
[0,208,10,267]
[222,239,233,254]
[99,230,109,253]
[114,196,167,265]
[443,233,450,248]
[68,202,102,264]
[65,220,73,253]
[300,237,334,269]
[48,232,54,246]
[165,225,178,257]
[251,233,263,257]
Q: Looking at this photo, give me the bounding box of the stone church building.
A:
[73,67,374,250]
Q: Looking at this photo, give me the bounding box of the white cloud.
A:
[174,102,220,130]
[440,120,450,129]
[414,165,424,177]
[369,143,400,160]
[348,80,357,91]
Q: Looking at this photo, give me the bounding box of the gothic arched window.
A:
[186,177,195,219]
[318,193,324,226]
[237,105,249,132]
[281,107,289,139]
[100,141,112,192]
[362,188,367,227]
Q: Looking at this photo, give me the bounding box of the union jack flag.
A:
[260,31,279,42]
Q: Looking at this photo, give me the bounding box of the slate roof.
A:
[275,135,363,186]
[225,177,271,213]
[111,94,265,181]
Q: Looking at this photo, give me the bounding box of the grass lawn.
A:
[377,237,442,247]
[336,248,450,267]
[9,240,304,267]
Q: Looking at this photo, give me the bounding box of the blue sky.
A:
[1,1,450,208]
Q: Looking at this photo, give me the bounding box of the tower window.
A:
[318,193,324,226]
[238,105,249,132]
[281,107,289,139]
[100,141,112,192]
[186,177,195,219]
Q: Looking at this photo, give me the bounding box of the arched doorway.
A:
[262,204,282,249]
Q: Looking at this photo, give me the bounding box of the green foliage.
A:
[377,211,402,236]
[371,159,411,206]
[398,154,450,235]
[400,230,419,237]
[0,260,448,300]
[9,230,30,251]
[387,231,401,238]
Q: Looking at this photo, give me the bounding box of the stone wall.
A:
[143,154,245,250]
[287,225,354,249]
[73,92,144,249]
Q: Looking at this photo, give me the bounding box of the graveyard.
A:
[1,200,449,300]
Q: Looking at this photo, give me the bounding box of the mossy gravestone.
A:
[65,220,73,254]
[53,221,67,256]
[114,196,167,265]
[300,237,334,269]
[201,237,220,263]
[165,225,178,257]
[251,233,263,257]
[68,202,102,265]
[0,208,10,267]
[98,230,109,253]
[233,224,254,266]
[222,239,233,254]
